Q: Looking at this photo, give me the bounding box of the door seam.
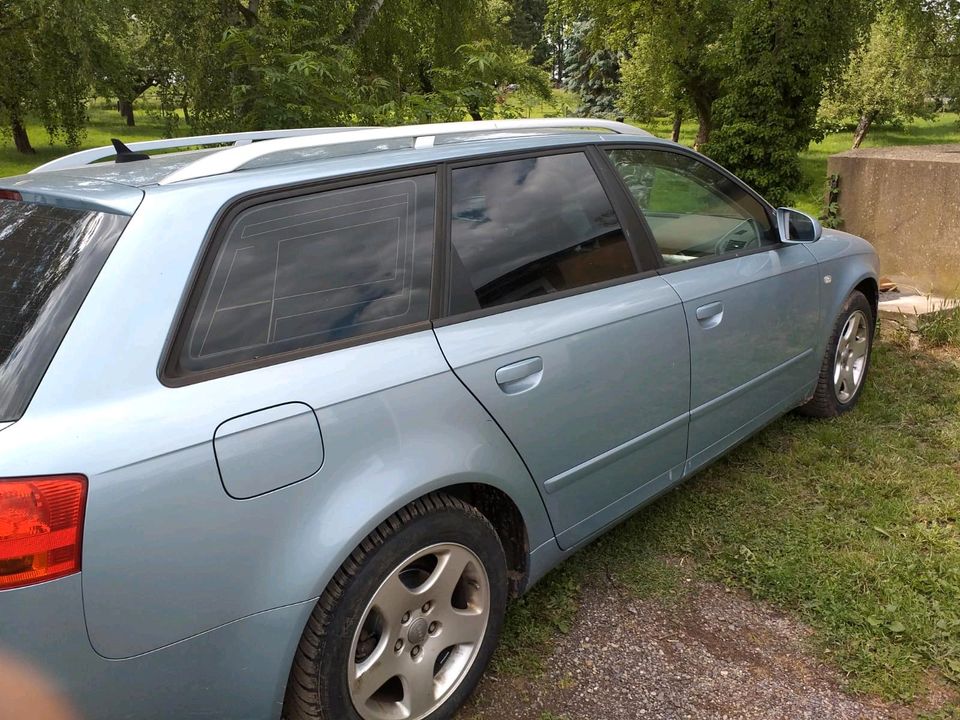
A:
[429,325,560,540]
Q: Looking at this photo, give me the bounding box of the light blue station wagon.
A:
[0,119,878,720]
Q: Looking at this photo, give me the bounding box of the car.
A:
[0,118,878,720]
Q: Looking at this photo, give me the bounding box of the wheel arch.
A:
[441,482,530,598]
[854,276,879,323]
[814,254,879,362]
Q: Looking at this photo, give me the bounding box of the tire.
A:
[284,493,508,720]
[798,290,875,418]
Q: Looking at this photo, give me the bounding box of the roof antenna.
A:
[110,138,150,163]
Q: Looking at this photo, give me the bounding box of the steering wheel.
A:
[714,219,760,255]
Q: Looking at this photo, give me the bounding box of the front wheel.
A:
[284,493,508,720]
[798,289,875,418]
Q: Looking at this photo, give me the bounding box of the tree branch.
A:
[339,0,387,45]
[236,0,259,27]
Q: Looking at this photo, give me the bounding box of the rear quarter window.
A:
[169,174,436,378]
[0,200,128,420]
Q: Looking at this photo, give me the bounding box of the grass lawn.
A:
[496,332,960,712]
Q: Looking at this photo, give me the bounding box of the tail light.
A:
[0,476,86,591]
[0,190,22,202]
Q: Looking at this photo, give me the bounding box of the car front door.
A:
[606,147,821,475]
[433,150,690,550]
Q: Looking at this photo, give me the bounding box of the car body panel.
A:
[213,402,325,499]
[658,245,821,471]
[805,229,881,357]
[0,174,143,215]
[0,187,553,658]
[434,275,690,549]
[0,574,313,720]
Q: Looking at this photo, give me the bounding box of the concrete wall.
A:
[828,144,960,295]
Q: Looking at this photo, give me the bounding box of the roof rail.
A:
[157,118,649,186]
[28,127,366,174]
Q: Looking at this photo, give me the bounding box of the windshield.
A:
[0,199,128,421]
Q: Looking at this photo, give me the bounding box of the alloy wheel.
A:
[348,543,490,720]
[833,309,869,403]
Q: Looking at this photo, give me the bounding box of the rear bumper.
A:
[0,574,315,720]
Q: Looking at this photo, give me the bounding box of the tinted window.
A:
[0,200,127,420]
[607,149,774,266]
[175,175,435,375]
[448,153,639,313]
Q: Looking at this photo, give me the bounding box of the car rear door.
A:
[433,149,690,550]
[605,147,821,475]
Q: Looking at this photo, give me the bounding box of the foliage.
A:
[562,20,621,117]
[818,10,933,147]
[433,40,551,121]
[705,0,872,204]
[564,0,872,200]
[619,33,687,125]
[821,174,843,229]
[555,0,734,147]
[0,0,124,151]
[125,0,549,134]
[502,0,551,66]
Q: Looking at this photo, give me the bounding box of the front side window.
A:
[448,152,640,314]
[173,175,435,376]
[607,148,774,266]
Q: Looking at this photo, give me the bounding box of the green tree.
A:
[0,0,122,153]
[619,33,690,141]
[95,17,164,127]
[705,0,872,203]
[563,19,621,117]
[135,0,546,132]
[554,0,733,149]
[503,0,551,66]
[819,10,932,149]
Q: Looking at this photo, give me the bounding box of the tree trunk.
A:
[671,108,683,143]
[11,114,34,154]
[693,99,712,151]
[852,110,876,149]
[468,107,483,121]
[119,99,135,126]
[555,33,565,86]
[341,0,386,45]
[181,92,191,125]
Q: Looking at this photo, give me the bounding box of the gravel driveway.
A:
[460,568,954,720]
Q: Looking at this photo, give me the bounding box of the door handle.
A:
[495,357,543,395]
[695,301,724,329]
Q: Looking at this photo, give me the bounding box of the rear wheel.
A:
[285,493,508,720]
[799,290,874,418]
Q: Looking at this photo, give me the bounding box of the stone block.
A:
[827,144,960,296]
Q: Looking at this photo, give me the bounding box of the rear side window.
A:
[447,152,640,314]
[171,174,435,377]
[0,200,128,420]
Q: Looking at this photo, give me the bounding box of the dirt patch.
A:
[460,572,948,720]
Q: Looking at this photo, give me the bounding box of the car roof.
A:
[2,130,678,215]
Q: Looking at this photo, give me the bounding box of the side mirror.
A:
[776,207,822,243]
